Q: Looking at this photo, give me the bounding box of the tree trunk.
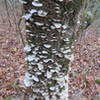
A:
[20,0,83,100]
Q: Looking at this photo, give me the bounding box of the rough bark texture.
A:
[22,0,72,100]
[20,0,83,100]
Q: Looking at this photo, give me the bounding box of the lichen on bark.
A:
[20,0,84,100]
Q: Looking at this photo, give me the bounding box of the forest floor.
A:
[69,20,100,100]
[0,19,26,99]
[0,7,100,100]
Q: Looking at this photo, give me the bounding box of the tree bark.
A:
[20,0,82,100]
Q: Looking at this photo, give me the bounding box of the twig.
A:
[17,18,25,47]
[4,0,12,27]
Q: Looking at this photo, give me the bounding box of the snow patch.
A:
[59,0,63,1]
[22,13,31,20]
[36,72,42,75]
[24,72,33,87]
[77,20,81,24]
[30,9,38,14]
[32,51,37,55]
[49,87,56,91]
[19,0,27,4]
[56,75,68,100]
[25,30,31,32]
[25,55,35,62]
[24,45,31,52]
[55,53,63,57]
[32,0,43,7]
[56,11,60,13]
[65,54,74,61]
[31,44,35,47]
[52,18,61,22]
[40,35,46,38]
[43,44,51,48]
[62,49,71,54]
[62,24,68,29]
[40,55,47,58]
[35,22,44,26]
[37,63,44,70]
[42,50,48,54]
[25,55,39,62]
[38,10,48,17]
[51,25,55,29]
[46,70,52,79]
[32,75,39,82]
[44,59,54,63]
[24,78,33,87]
[53,23,62,28]
[64,38,69,42]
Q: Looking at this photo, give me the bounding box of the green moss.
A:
[11,79,19,88]
[96,97,100,100]
[57,59,70,66]
[0,96,12,100]
[95,79,100,84]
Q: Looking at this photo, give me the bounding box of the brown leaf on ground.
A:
[0,17,26,98]
[69,19,100,100]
